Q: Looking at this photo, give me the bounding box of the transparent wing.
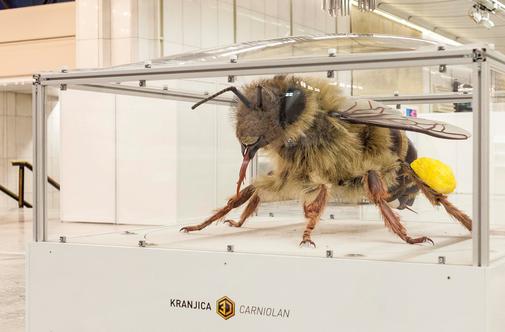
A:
[329,99,470,140]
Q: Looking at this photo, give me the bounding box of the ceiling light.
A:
[469,6,483,23]
[481,11,496,28]
[469,4,496,28]
[478,0,499,11]
[321,0,376,17]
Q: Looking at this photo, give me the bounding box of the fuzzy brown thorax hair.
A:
[234,75,413,203]
[234,75,345,151]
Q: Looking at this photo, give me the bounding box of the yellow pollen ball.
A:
[410,157,457,195]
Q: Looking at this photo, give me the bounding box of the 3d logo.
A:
[216,296,235,320]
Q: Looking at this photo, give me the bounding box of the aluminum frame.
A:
[37,48,476,85]
[472,60,490,267]
[71,83,473,106]
[32,46,500,266]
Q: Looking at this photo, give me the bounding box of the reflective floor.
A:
[2,195,505,331]
[0,209,130,332]
[0,209,31,332]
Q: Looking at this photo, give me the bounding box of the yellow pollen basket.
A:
[410,157,456,195]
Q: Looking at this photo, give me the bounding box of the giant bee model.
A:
[181,75,472,247]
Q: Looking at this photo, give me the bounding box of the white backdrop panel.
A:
[176,99,218,223]
[116,96,178,225]
[60,90,116,223]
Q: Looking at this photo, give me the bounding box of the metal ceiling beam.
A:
[376,1,470,44]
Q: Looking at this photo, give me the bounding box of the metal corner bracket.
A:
[473,48,487,62]
[33,74,41,85]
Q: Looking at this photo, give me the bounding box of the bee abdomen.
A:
[389,129,403,156]
[405,138,418,163]
[387,171,419,209]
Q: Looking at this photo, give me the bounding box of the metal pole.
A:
[159,0,164,57]
[18,166,25,208]
[233,0,237,43]
[32,77,47,242]
[289,0,293,36]
[472,57,490,267]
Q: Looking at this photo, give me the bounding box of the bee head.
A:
[235,78,306,160]
[191,76,307,195]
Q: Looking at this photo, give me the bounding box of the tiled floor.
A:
[3,198,505,331]
[0,210,30,332]
[0,209,131,332]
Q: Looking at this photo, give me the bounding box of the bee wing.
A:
[329,99,470,140]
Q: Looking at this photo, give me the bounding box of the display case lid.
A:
[86,34,442,72]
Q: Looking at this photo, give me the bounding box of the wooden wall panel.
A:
[0,2,76,78]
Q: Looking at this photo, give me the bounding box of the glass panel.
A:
[39,35,479,265]
[69,34,442,73]
[490,68,505,263]
[45,64,474,266]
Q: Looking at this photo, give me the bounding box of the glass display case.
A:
[27,33,505,332]
[30,34,503,267]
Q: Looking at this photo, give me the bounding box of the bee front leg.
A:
[365,170,434,245]
[300,185,329,248]
[180,185,256,232]
[224,194,260,228]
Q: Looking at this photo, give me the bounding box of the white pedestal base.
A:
[27,242,505,332]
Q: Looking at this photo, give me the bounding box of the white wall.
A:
[116,96,178,225]
[60,90,116,222]
[0,92,32,209]
[163,0,337,55]
[61,89,238,225]
[76,0,161,68]
[0,91,59,211]
[61,0,341,225]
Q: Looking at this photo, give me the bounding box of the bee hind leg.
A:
[400,163,472,232]
[365,170,434,245]
[300,185,329,248]
[224,194,260,228]
[180,185,256,232]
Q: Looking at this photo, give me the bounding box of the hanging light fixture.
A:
[468,3,496,29]
[321,0,375,17]
[321,0,350,17]
[357,0,376,12]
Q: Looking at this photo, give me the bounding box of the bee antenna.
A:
[192,86,252,110]
[256,85,262,108]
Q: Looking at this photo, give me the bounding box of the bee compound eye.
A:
[279,88,305,127]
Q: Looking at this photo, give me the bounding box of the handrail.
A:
[0,184,32,208]
[11,161,60,190]
[10,160,60,208]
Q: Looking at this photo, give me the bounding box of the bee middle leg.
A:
[300,185,329,248]
[364,170,434,245]
[180,185,256,232]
